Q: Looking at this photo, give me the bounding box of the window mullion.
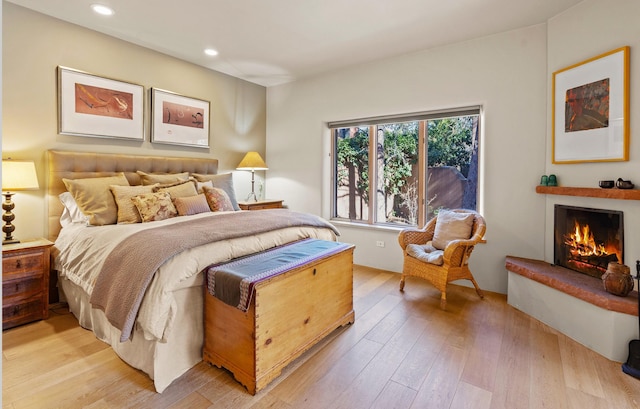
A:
[368,125,376,224]
[418,121,426,227]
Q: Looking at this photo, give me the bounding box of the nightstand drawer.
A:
[3,252,44,275]
[238,200,284,211]
[2,239,53,330]
[246,203,276,210]
[3,298,44,330]
[3,275,44,301]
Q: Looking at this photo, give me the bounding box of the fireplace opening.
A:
[554,205,623,278]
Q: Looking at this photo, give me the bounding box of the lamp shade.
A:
[2,160,40,191]
[236,152,268,170]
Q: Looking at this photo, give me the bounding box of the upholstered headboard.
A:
[47,150,219,241]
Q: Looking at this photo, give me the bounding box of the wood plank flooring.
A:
[3,265,640,408]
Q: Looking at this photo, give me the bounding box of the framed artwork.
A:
[552,46,629,164]
[58,66,144,140]
[151,88,210,148]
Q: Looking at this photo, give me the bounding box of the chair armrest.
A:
[442,237,483,266]
[398,228,434,250]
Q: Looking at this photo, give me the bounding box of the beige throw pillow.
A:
[110,184,158,224]
[154,180,198,199]
[432,210,475,250]
[137,171,189,185]
[63,173,130,226]
[174,194,211,216]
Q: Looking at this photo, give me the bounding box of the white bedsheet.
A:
[54,211,337,342]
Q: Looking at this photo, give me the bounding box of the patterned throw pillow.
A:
[131,192,178,222]
[202,185,234,212]
[173,194,211,216]
[110,184,158,224]
[191,173,240,211]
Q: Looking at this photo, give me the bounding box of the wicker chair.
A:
[398,209,486,310]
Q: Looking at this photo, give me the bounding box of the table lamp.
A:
[236,152,268,202]
[2,159,40,244]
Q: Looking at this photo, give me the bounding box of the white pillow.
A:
[432,210,475,250]
[194,179,214,194]
[191,173,240,211]
[58,192,90,227]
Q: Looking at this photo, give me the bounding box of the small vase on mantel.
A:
[602,262,634,297]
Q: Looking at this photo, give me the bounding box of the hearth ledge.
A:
[505,256,637,315]
[506,255,638,362]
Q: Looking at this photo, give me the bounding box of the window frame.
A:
[330,106,481,229]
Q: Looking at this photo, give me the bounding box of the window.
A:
[331,107,480,227]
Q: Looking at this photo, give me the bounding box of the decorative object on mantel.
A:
[552,46,629,164]
[599,180,615,189]
[547,174,558,186]
[540,175,548,186]
[616,178,634,189]
[602,262,634,297]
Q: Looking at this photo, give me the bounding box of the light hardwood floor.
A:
[3,265,640,409]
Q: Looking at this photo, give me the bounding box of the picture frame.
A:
[151,88,210,148]
[552,46,629,164]
[58,66,144,140]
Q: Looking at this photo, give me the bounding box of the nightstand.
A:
[2,238,53,330]
[238,199,284,211]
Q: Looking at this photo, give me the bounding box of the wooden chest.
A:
[2,239,53,330]
[203,243,354,394]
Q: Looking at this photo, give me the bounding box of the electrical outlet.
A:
[376,240,385,248]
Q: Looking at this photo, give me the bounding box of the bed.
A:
[47,150,339,393]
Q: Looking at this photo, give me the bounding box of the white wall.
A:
[545,0,640,267]
[266,25,549,294]
[2,3,267,241]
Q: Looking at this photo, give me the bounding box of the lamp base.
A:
[245,192,258,202]
[3,191,19,245]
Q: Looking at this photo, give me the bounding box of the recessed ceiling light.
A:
[91,4,114,16]
[204,48,219,57]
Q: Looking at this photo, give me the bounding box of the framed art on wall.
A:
[552,46,629,164]
[58,66,144,140]
[151,88,210,148]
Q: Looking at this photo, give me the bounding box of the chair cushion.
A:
[406,243,444,266]
[432,210,474,250]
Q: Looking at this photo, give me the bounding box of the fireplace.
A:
[554,205,623,278]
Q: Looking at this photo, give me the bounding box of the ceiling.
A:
[7,0,583,87]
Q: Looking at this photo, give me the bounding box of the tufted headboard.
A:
[47,150,219,241]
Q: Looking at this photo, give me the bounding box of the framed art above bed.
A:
[57,66,144,141]
[151,88,210,148]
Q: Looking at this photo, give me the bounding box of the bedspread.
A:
[54,210,338,342]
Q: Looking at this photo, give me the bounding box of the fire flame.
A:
[564,220,609,257]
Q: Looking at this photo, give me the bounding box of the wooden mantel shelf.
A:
[536,185,640,200]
